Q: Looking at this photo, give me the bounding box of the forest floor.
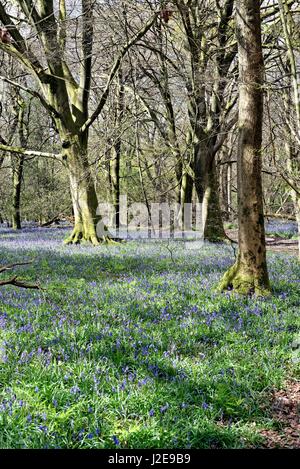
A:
[0,224,299,449]
[226,229,299,255]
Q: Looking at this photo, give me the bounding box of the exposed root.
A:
[64,228,124,246]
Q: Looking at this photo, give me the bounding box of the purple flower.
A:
[70,385,80,395]
[149,409,155,417]
[160,403,169,414]
[112,435,120,446]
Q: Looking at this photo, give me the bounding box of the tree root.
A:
[217,260,271,296]
[64,228,124,246]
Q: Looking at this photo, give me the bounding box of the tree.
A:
[174,0,237,241]
[0,1,157,244]
[218,0,270,295]
[278,0,300,258]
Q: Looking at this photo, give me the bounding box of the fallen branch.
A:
[0,261,41,289]
[0,260,33,274]
[0,276,40,289]
[40,215,62,227]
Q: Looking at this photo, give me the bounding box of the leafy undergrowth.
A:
[0,227,299,449]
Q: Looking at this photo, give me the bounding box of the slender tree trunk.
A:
[279,0,300,259]
[180,171,193,230]
[12,154,24,230]
[218,0,270,295]
[286,144,300,259]
[291,191,300,259]
[111,143,121,235]
[12,94,26,230]
[110,69,124,235]
[221,162,229,221]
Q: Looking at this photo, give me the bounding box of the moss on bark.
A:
[217,255,271,296]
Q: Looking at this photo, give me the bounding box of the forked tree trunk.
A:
[218,0,270,295]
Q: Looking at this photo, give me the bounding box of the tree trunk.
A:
[221,162,229,221]
[180,171,193,230]
[218,0,270,295]
[202,159,226,241]
[111,143,121,235]
[194,148,226,242]
[110,68,124,236]
[63,135,106,246]
[12,93,26,230]
[286,144,300,259]
[12,154,24,230]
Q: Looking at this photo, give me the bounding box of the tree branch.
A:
[80,11,159,134]
[0,143,62,160]
[0,2,44,75]
[0,75,60,118]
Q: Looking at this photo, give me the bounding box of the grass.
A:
[0,226,299,449]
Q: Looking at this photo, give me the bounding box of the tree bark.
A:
[63,135,106,245]
[203,159,226,241]
[0,1,157,245]
[12,154,24,230]
[110,69,124,236]
[180,170,193,230]
[12,94,26,230]
[218,0,270,295]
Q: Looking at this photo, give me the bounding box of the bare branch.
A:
[0,143,62,160]
[80,11,159,134]
[0,75,60,118]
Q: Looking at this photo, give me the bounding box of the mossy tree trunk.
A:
[218,0,270,295]
[63,134,105,245]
